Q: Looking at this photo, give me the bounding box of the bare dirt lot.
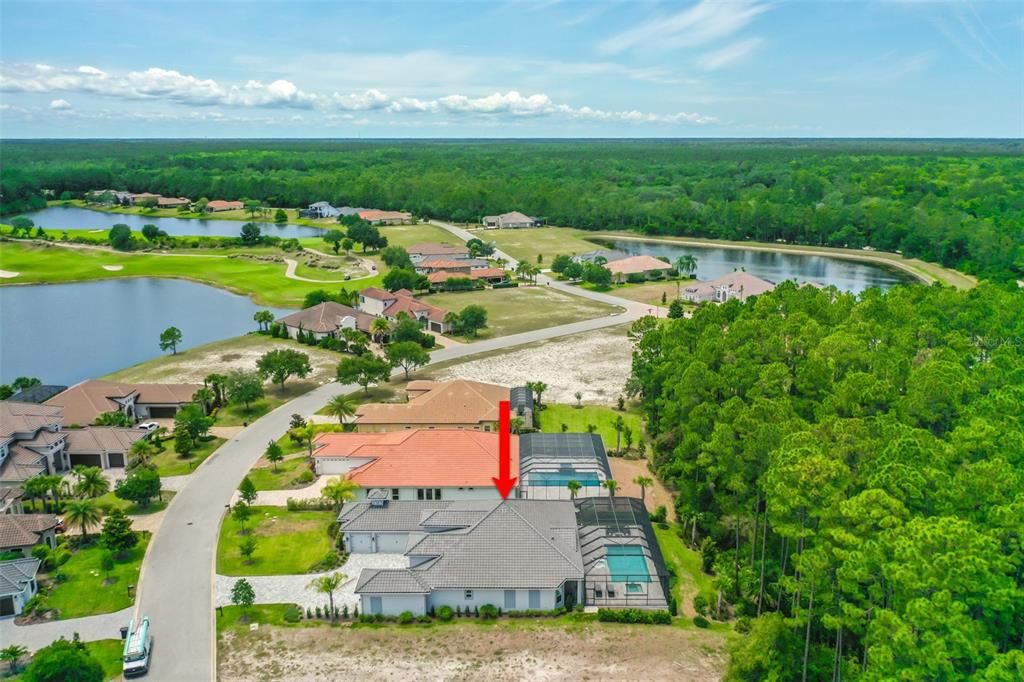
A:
[610,457,678,521]
[219,621,728,681]
[430,324,633,405]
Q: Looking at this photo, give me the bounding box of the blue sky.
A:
[1,1,1021,138]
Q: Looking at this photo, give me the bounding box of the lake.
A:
[606,239,912,293]
[0,279,292,386]
[21,206,325,239]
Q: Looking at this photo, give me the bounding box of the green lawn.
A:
[216,603,331,636]
[149,436,226,476]
[94,490,173,515]
[3,639,124,682]
[469,226,607,265]
[422,286,618,340]
[217,506,335,576]
[247,455,314,491]
[214,384,316,426]
[654,523,717,617]
[39,534,150,619]
[538,403,644,450]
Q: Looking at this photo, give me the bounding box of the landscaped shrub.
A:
[456,605,462,617]
[649,506,667,524]
[398,611,414,625]
[286,497,333,511]
[283,605,302,623]
[506,608,566,618]
[342,605,349,619]
[693,615,710,628]
[491,281,519,289]
[479,604,498,620]
[692,594,709,616]
[315,606,322,619]
[734,616,752,633]
[473,606,479,618]
[295,470,315,484]
[596,608,673,625]
[438,605,454,621]
[306,607,312,619]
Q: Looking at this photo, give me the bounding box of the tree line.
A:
[1,139,1020,281]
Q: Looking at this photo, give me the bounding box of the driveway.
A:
[230,474,330,506]
[0,607,132,651]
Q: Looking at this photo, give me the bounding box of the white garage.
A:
[346,532,409,554]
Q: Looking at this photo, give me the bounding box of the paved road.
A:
[0,607,132,651]
[133,225,658,681]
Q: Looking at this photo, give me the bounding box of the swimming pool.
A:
[606,545,651,583]
[530,471,602,487]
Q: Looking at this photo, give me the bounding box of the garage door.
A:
[0,596,14,617]
[148,406,178,419]
[107,453,125,468]
[349,534,373,553]
[70,454,103,468]
[376,534,409,553]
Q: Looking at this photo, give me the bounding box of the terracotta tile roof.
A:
[359,287,394,302]
[44,380,201,426]
[0,402,63,440]
[382,292,448,323]
[157,197,190,206]
[470,267,507,279]
[358,209,412,222]
[314,429,519,488]
[604,255,672,275]
[64,427,146,455]
[416,259,471,270]
[407,243,469,257]
[206,200,244,211]
[356,380,510,426]
[0,514,58,550]
[682,271,777,301]
[0,446,47,483]
[276,302,374,334]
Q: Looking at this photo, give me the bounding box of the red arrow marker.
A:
[492,400,517,500]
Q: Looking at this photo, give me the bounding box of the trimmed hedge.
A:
[596,608,673,625]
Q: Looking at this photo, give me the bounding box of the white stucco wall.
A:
[361,593,427,616]
[427,587,560,612]
[348,486,510,502]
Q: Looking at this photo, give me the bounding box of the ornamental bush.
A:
[596,608,672,625]
[479,604,498,619]
[438,605,454,621]
[398,611,414,625]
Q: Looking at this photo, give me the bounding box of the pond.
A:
[20,206,325,239]
[0,279,292,386]
[606,239,913,293]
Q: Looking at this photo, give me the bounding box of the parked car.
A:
[136,422,159,432]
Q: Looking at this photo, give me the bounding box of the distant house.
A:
[157,197,191,208]
[44,381,202,426]
[427,268,507,288]
[275,302,375,340]
[482,211,539,229]
[0,514,59,554]
[0,487,24,516]
[357,288,450,333]
[8,385,67,405]
[312,428,520,501]
[604,255,673,282]
[358,209,413,225]
[206,200,245,212]
[132,192,162,205]
[300,201,341,219]
[335,206,368,216]
[407,243,471,263]
[682,271,776,304]
[572,249,630,265]
[0,557,41,617]
[353,379,532,432]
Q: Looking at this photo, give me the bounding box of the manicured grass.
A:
[94,490,174,515]
[315,384,402,415]
[216,603,331,636]
[4,639,125,682]
[214,382,322,426]
[468,226,606,265]
[654,523,717,616]
[538,403,644,450]
[247,454,313,491]
[216,506,335,576]
[39,534,150,619]
[423,286,618,340]
[149,436,226,476]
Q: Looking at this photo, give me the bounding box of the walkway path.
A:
[0,607,132,650]
[230,474,330,506]
[281,257,357,283]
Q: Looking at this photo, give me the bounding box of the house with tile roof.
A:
[603,255,673,283]
[45,380,202,426]
[681,271,777,303]
[300,201,341,219]
[357,288,451,334]
[358,209,413,225]
[0,557,41,617]
[157,196,191,208]
[0,514,59,554]
[481,211,539,229]
[406,243,471,263]
[572,249,630,265]
[205,200,245,212]
[340,499,583,615]
[353,380,532,433]
[275,301,375,340]
[312,428,520,502]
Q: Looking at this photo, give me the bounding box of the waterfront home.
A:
[572,249,630,264]
[357,288,450,333]
[275,301,375,340]
[45,381,202,426]
[482,211,539,229]
[682,271,777,303]
[157,196,191,208]
[205,200,245,212]
[358,209,413,225]
[604,255,673,282]
[300,201,341,219]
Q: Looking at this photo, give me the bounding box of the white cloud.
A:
[0,62,718,126]
[49,98,72,110]
[698,38,763,71]
[599,0,769,55]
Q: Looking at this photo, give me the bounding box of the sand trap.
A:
[102,265,124,271]
[0,270,19,279]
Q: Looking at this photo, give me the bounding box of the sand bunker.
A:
[102,265,124,271]
[0,270,19,279]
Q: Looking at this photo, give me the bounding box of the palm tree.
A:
[292,421,317,459]
[307,572,346,622]
[613,415,625,452]
[205,373,227,407]
[574,391,583,407]
[22,476,50,512]
[370,317,391,345]
[341,327,368,353]
[41,474,65,512]
[510,416,525,434]
[674,254,698,277]
[322,477,360,512]
[526,381,548,407]
[192,387,216,416]
[324,394,359,427]
[76,467,110,498]
[567,479,582,500]
[64,498,102,541]
[602,479,619,498]
[1,645,28,675]
[253,309,275,332]
[633,476,653,504]
[515,262,531,281]
[129,438,152,468]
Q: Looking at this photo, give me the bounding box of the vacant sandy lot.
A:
[219,621,728,681]
[432,324,633,405]
[610,457,677,521]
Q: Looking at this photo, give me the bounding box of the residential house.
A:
[341,499,583,615]
[406,243,470,264]
[336,206,368,216]
[63,427,145,469]
[572,249,630,264]
[45,380,202,426]
[353,380,532,433]
[0,557,41,617]
[0,514,59,554]
[0,488,24,515]
[518,433,611,500]
[131,192,162,205]
[8,385,67,405]
[481,211,539,229]
[275,302,375,340]
[205,200,245,212]
[681,271,776,304]
[358,209,413,225]
[427,267,507,288]
[300,201,341,219]
[312,428,520,501]
[604,255,673,282]
[413,258,488,275]
[157,197,191,208]
[357,288,450,334]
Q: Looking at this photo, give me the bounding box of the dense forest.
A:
[629,282,1024,680]
[1,139,1021,281]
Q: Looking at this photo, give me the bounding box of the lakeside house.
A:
[275,301,375,340]
[157,196,191,208]
[0,557,41,617]
[426,267,508,287]
[573,249,630,264]
[300,201,341,219]
[358,209,413,225]
[131,192,162,205]
[682,271,777,303]
[0,514,59,554]
[312,428,521,501]
[357,288,450,334]
[8,385,67,405]
[205,200,245,212]
[603,255,673,282]
[482,211,539,229]
[44,380,202,426]
[353,379,533,433]
[407,243,471,263]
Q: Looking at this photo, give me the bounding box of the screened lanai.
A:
[518,432,612,500]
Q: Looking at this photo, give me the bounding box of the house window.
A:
[435,488,442,500]
[504,590,516,609]
[528,590,540,609]
[464,590,473,600]
[417,489,424,500]
[595,586,603,598]
[417,488,441,501]
[391,489,400,501]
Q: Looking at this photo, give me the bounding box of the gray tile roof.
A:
[339,500,493,533]
[0,557,40,597]
[356,568,430,593]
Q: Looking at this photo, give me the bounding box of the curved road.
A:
[136,236,657,680]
